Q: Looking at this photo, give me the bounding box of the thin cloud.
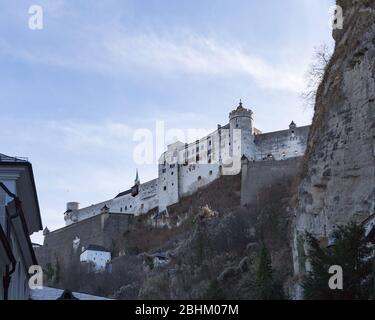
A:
[102,32,305,92]
[1,25,305,93]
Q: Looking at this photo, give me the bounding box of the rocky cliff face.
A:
[292,0,375,297]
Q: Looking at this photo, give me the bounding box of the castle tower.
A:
[229,100,256,161]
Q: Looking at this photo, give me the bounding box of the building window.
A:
[125,206,127,211]
[198,176,202,181]
[164,186,167,191]
[171,172,174,175]
[162,169,166,174]
[209,170,213,176]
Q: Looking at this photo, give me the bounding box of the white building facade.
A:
[0,154,43,300]
[80,245,111,271]
[64,102,310,225]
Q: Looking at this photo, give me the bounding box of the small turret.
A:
[289,121,297,131]
[101,205,110,214]
[43,227,50,236]
[66,202,79,212]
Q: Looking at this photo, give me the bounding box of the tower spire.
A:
[135,169,140,185]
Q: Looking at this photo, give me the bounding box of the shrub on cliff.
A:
[303,223,374,300]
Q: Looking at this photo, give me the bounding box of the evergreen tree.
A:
[303,223,373,300]
[255,244,283,300]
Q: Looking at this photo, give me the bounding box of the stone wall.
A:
[35,212,134,269]
[241,157,302,207]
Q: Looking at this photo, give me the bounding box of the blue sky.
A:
[0,0,334,243]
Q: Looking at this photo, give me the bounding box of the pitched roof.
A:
[84,244,110,253]
[0,153,28,163]
[115,189,132,198]
[30,287,112,300]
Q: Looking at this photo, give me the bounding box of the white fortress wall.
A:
[65,199,114,225]
[63,102,310,226]
[179,163,221,197]
[254,125,310,161]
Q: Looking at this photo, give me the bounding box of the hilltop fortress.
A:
[64,101,310,226]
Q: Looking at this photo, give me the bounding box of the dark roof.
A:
[84,244,110,253]
[57,290,79,300]
[0,153,28,163]
[115,189,132,198]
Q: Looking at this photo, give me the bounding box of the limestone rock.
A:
[291,0,375,298]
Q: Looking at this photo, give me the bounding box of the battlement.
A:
[229,101,253,120]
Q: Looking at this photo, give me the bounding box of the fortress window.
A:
[130,205,132,208]
[209,170,213,175]
[198,176,202,181]
[171,172,174,175]
[164,186,167,191]
[120,207,123,212]
[125,206,127,211]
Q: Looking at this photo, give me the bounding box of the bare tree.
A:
[301,44,333,108]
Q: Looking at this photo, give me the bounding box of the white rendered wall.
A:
[80,250,111,271]
[254,127,309,161]
[179,163,221,197]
